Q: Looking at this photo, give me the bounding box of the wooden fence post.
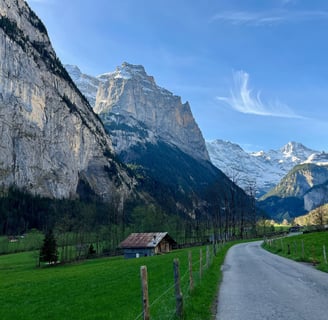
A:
[188,251,193,291]
[206,245,210,268]
[301,240,305,259]
[312,245,317,266]
[174,258,183,318]
[199,249,202,280]
[140,266,150,320]
[323,245,327,264]
[293,241,297,255]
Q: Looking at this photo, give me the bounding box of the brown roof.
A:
[119,232,175,249]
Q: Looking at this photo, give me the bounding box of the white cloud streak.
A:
[217,71,304,119]
[211,10,328,26]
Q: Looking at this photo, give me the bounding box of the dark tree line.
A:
[0,181,259,262]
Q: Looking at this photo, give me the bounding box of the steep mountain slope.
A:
[206,139,327,195]
[258,163,328,221]
[65,63,209,162]
[64,64,101,107]
[0,0,133,203]
[94,62,209,162]
[66,63,251,218]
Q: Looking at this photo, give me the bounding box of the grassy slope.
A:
[0,242,239,320]
[263,231,328,273]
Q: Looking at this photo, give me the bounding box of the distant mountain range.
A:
[206,139,328,196]
[207,140,328,221]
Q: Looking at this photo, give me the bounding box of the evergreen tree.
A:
[40,229,58,265]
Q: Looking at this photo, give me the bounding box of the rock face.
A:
[79,62,209,162]
[0,0,133,202]
[64,64,101,107]
[206,140,326,196]
[258,163,328,221]
[66,63,251,218]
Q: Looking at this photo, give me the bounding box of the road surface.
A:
[216,241,328,320]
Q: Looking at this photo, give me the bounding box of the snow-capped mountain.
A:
[64,63,249,217]
[64,64,102,107]
[206,140,328,195]
[65,62,209,162]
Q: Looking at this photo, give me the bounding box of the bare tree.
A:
[245,180,257,237]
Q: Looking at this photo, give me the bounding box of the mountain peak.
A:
[281,141,307,153]
[99,62,149,81]
[207,140,324,196]
[280,141,314,161]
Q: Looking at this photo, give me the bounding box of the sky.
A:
[26,0,328,152]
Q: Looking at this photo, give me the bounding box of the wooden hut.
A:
[119,232,176,259]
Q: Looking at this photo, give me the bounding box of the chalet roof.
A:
[119,232,175,249]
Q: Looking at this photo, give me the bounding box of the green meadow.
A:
[0,242,238,320]
[263,231,328,273]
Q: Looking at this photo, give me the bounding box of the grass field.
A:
[0,241,238,320]
[263,231,328,273]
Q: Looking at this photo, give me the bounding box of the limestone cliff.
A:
[258,163,328,220]
[0,0,133,202]
[94,62,209,162]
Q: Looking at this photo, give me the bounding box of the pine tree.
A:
[40,229,58,265]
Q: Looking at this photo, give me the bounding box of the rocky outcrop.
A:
[0,0,133,202]
[258,163,328,220]
[64,64,101,107]
[93,62,209,162]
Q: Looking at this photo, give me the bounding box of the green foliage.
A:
[39,230,58,265]
[0,16,27,51]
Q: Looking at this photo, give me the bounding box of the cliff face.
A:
[0,0,133,202]
[258,163,328,220]
[94,62,210,162]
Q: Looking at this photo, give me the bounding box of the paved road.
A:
[216,241,328,320]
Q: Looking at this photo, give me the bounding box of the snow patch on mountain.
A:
[206,140,328,195]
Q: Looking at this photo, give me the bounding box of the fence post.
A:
[140,266,150,320]
[199,248,202,280]
[301,240,305,259]
[174,258,183,318]
[323,245,327,264]
[188,251,193,291]
[312,245,317,266]
[206,245,210,268]
[293,241,297,255]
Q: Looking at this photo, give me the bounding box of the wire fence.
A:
[134,242,226,320]
[264,236,328,267]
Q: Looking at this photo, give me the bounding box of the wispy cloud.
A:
[210,10,328,26]
[217,71,304,119]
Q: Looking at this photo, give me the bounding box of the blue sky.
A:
[26,0,328,152]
